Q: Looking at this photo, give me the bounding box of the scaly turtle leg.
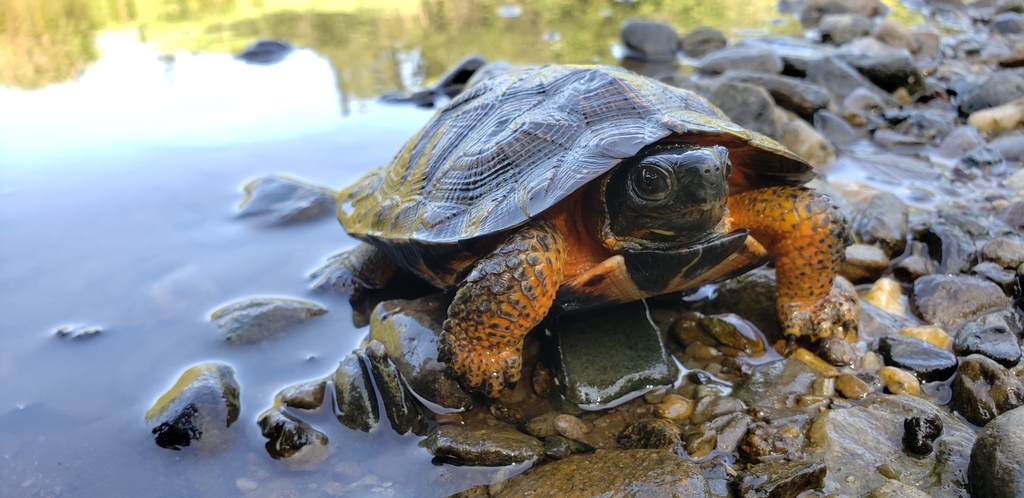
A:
[439,219,566,398]
[310,243,400,293]
[727,186,858,341]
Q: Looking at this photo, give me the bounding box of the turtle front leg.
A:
[439,219,566,398]
[727,186,858,341]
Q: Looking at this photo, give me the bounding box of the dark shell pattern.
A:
[339,64,810,245]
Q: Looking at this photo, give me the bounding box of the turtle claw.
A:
[438,330,522,398]
[779,276,859,342]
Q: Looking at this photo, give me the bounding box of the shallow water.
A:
[0,1,929,497]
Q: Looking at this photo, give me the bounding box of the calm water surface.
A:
[0,1,906,496]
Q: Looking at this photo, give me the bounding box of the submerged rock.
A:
[733,358,818,409]
[552,300,678,409]
[733,461,826,498]
[491,449,709,497]
[145,362,240,451]
[236,175,337,226]
[210,297,327,344]
[424,424,543,467]
[969,406,1024,498]
[257,407,329,470]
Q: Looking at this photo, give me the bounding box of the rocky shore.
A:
[145,0,1024,496]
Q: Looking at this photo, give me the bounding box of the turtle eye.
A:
[631,164,672,201]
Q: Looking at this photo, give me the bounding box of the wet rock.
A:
[955,144,1007,179]
[257,407,329,470]
[145,362,240,450]
[997,199,1024,228]
[618,418,686,454]
[862,277,906,316]
[877,366,921,395]
[690,395,747,425]
[893,242,935,283]
[210,297,327,344]
[814,109,861,145]
[681,26,727,58]
[332,354,379,433]
[791,347,840,378]
[702,81,781,139]
[842,86,886,125]
[994,11,1024,34]
[779,112,836,167]
[818,335,857,366]
[893,109,956,143]
[491,449,709,497]
[958,72,1024,116]
[967,96,1024,133]
[805,394,975,497]
[950,354,1024,426]
[697,313,766,355]
[733,461,826,498]
[736,36,835,77]
[542,436,570,459]
[235,40,294,65]
[968,405,1024,498]
[723,71,830,121]
[274,378,326,410]
[838,51,927,95]
[805,56,898,106]
[363,340,425,435]
[917,222,976,276]
[819,13,871,45]
[733,359,818,409]
[52,324,102,340]
[553,300,678,409]
[620,20,680,62]
[973,261,1018,293]
[863,480,932,497]
[799,0,884,28]
[991,134,1024,161]
[655,394,697,421]
[877,335,958,382]
[859,301,918,341]
[935,126,986,160]
[708,267,781,340]
[982,236,1024,268]
[852,192,908,258]
[871,18,917,53]
[739,422,803,463]
[367,296,474,411]
[903,413,942,457]
[899,325,952,350]
[553,414,587,441]
[836,373,873,399]
[914,274,1012,329]
[953,310,1022,367]
[695,47,783,76]
[236,175,337,226]
[424,424,543,467]
[521,411,560,438]
[381,55,487,107]
[841,244,890,282]
[873,128,927,148]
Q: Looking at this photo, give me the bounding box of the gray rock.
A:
[914,274,1012,329]
[736,36,835,77]
[733,461,827,498]
[950,354,1024,426]
[814,109,861,145]
[863,480,933,497]
[681,26,727,58]
[958,72,1024,116]
[997,199,1024,228]
[804,394,975,497]
[953,310,1022,367]
[733,359,818,409]
[838,51,927,95]
[917,222,977,275]
[542,436,570,459]
[367,296,474,411]
[492,449,709,497]
[424,424,543,467]
[994,12,1024,34]
[982,236,1024,269]
[852,192,908,258]
[990,134,1024,161]
[806,56,898,107]
[332,353,379,433]
[708,267,781,340]
[723,70,831,120]
[799,0,885,28]
[363,340,425,435]
[236,175,337,226]
[893,109,956,143]
[969,406,1024,498]
[936,126,986,160]
[893,243,935,283]
[210,297,327,344]
[955,144,1007,179]
[973,261,1018,293]
[841,243,890,283]
[620,20,680,62]
[690,395,747,425]
[256,407,329,470]
[553,300,678,409]
[820,13,872,45]
[878,335,958,382]
[145,362,240,450]
[859,300,919,341]
[702,80,781,139]
[695,47,783,75]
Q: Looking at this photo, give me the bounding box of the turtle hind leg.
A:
[727,186,859,341]
[439,219,566,398]
[310,243,399,294]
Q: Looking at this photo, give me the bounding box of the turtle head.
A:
[597,144,732,250]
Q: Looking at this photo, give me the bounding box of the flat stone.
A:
[804,394,975,497]
[210,297,327,344]
[424,424,543,467]
[806,56,898,107]
[145,362,240,450]
[733,359,818,409]
[491,449,709,498]
[877,335,958,382]
[553,300,678,409]
[953,310,1022,367]
[863,480,933,497]
[236,175,337,226]
[950,354,1024,426]
[969,406,1024,498]
[733,461,826,498]
[913,274,1012,329]
[696,47,783,75]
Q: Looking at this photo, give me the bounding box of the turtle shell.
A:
[339,64,811,246]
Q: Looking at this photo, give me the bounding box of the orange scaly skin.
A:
[727,186,858,340]
[438,219,566,397]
